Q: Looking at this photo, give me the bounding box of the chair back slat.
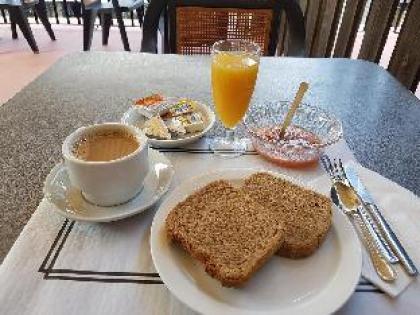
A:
[175,7,273,55]
[310,0,343,57]
[333,0,366,58]
[358,0,399,63]
[304,0,322,55]
[277,0,309,56]
[388,0,420,92]
[276,11,287,56]
[304,0,344,57]
[324,0,344,56]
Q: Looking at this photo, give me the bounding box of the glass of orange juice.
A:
[211,40,261,156]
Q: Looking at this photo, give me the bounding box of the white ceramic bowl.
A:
[121,98,216,148]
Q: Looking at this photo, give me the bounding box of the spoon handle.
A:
[355,207,397,282]
[358,204,398,264]
[279,82,309,138]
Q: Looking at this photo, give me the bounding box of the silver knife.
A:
[346,166,418,276]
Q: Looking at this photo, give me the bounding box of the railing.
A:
[0,0,143,26]
[277,0,418,93]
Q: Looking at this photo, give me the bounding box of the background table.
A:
[0,53,419,314]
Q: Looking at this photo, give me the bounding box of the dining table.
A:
[0,51,419,315]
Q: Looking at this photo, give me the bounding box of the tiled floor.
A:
[0,23,419,105]
[0,23,144,104]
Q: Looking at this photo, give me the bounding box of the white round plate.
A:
[151,169,362,315]
[44,148,174,222]
[121,99,216,148]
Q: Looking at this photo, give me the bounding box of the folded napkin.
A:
[311,161,420,297]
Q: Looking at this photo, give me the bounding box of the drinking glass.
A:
[211,39,261,157]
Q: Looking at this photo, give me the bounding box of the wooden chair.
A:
[0,0,55,53]
[141,0,305,56]
[82,0,144,51]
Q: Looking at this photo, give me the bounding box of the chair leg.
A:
[136,5,144,27]
[34,0,56,40]
[162,7,169,53]
[1,8,7,23]
[10,13,18,39]
[61,0,71,24]
[114,8,130,51]
[101,13,112,45]
[82,9,96,51]
[9,6,39,53]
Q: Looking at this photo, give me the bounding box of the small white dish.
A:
[121,99,216,148]
[151,169,362,315]
[44,148,174,222]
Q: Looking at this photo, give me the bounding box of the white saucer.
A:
[44,148,174,222]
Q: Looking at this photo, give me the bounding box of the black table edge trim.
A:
[38,220,163,284]
[37,218,382,293]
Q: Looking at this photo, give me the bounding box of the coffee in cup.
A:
[72,130,140,162]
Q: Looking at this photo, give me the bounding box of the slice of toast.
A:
[243,173,332,259]
[166,180,285,287]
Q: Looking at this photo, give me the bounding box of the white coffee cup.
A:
[62,123,149,206]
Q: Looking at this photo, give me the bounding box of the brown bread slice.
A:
[166,180,285,287]
[243,173,332,259]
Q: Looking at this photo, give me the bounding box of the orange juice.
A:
[211,53,259,128]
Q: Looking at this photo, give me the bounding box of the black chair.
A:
[141,0,305,56]
[82,0,144,51]
[0,0,55,53]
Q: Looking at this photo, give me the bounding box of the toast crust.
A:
[243,173,332,259]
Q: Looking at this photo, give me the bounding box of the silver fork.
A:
[320,155,398,264]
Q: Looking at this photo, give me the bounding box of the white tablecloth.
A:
[0,139,418,315]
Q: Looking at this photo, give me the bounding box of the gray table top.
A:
[1,52,419,262]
